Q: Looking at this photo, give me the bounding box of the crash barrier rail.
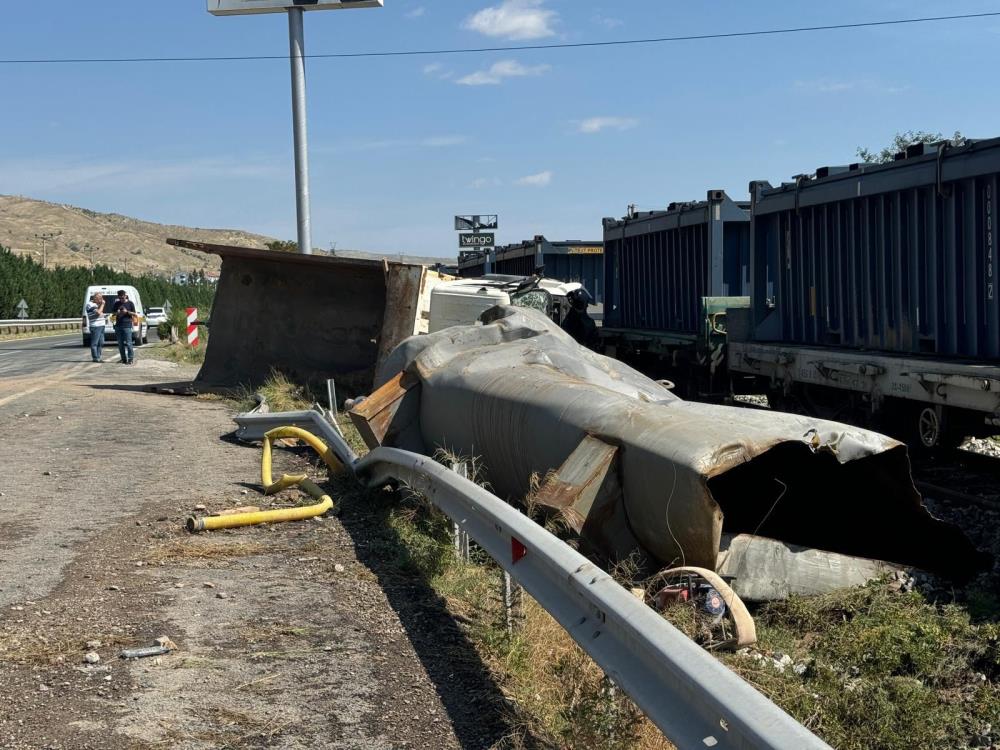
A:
[0,318,79,334]
[354,447,832,750]
[233,408,358,467]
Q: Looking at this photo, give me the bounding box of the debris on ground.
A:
[352,305,985,595]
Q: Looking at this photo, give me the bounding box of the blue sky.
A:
[1,0,999,257]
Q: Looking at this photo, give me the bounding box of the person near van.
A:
[85,292,106,362]
[112,289,137,365]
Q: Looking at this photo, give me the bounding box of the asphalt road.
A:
[0,329,159,380]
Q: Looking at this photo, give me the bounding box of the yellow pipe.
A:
[187,426,343,533]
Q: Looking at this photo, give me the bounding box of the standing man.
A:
[112,289,137,365]
[85,292,106,363]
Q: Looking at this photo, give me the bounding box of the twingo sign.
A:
[209,0,383,15]
[459,233,496,248]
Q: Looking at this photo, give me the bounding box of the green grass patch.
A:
[715,584,1000,750]
[144,335,208,365]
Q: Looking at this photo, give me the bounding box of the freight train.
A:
[458,235,605,304]
[598,137,1000,451]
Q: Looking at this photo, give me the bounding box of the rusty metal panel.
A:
[750,137,1000,360]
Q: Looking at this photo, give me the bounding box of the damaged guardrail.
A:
[355,447,831,750]
[232,405,828,747]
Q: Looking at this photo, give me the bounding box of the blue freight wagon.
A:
[456,237,604,305]
[728,137,1000,449]
[600,191,751,396]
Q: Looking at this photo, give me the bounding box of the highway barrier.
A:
[0,318,79,335]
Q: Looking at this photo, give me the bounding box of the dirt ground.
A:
[0,357,517,749]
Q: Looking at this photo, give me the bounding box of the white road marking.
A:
[0,363,91,408]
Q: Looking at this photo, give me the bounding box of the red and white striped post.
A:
[186,307,199,347]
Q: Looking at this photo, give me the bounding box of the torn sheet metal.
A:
[716,534,905,602]
[361,306,984,581]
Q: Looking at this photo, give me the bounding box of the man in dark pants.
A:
[112,289,137,365]
[560,287,598,349]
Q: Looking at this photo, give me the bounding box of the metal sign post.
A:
[455,215,498,273]
[208,1,384,255]
[287,7,312,255]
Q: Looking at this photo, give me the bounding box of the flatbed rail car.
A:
[729,136,1000,449]
[600,190,751,396]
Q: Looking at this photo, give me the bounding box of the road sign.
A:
[459,233,495,248]
[455,215,498,232]
[208,0,383,16]
[15,299,28,319]
[163,300,173,316]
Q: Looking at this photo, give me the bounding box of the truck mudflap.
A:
[354,305,985,582]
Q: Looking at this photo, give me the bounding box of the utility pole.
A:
[34,231,61,269]
[288,6,312,255]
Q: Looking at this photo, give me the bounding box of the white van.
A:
[81,285,148,348]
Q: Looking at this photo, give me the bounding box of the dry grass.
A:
[144,538,270,565]
[384,474,668,749]
[0,629,131,666]
[144,335,208,365]
[489,598,674,749]
[255,370,313,413]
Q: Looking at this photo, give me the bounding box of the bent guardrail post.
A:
[356,447,832,750]
[233,408,358,468]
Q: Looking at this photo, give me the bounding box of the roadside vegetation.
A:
[230,373,999,749]
[0,244,215,319]
[379,482,999,750]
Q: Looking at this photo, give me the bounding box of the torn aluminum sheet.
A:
[357,305,985,581]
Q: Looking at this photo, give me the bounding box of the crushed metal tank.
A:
[356,305,984,581]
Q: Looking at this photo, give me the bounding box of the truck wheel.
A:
[82,334,91,348]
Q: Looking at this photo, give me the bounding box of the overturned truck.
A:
[350,306,984,599]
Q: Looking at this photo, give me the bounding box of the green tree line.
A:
[0,245,216,319]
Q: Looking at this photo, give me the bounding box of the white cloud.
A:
[794,78,910,95]
[463,0,557,40]
[593,14,623,29]
[0,156,280,194]
[405,6,425,18]
[457,59,550,86]
[422,62,453,80]
[575,116,638,134]
[318,135,468,154]
[420,135,467,147]
[515,170,552,187]
[469,177,502,189]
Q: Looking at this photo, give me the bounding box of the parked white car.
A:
[81,285,148,347]
[146,306,168,326]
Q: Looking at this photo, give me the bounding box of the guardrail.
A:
[0,318,80,334]
[355,447,832,750]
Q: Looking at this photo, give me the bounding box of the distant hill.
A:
[0,195,274,276]
[0,194,456,275]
